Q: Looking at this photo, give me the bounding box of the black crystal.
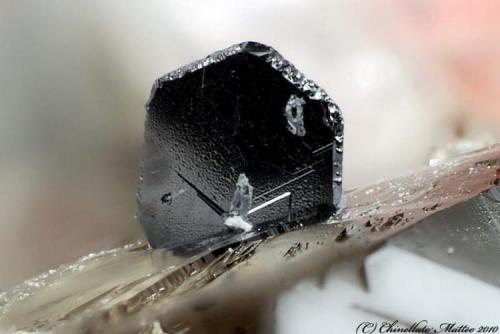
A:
[138,42,344,250]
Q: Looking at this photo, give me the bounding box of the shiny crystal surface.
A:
[138,41,344,251]
[1,144,499,333]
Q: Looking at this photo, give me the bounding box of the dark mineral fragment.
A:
[138,41,344,251]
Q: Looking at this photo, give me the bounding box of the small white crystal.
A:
[224,215,253,232]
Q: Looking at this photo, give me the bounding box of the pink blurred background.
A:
[0,0,499,290]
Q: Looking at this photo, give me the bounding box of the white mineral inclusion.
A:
[229,174,253,218]
[224,173,254,232]
[284,94,306,136]
[224,215,253,232]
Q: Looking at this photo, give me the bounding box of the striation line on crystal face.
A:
[177,172,225,216]
[249,192,291,215]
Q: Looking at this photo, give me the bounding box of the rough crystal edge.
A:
[0,240,147,315]
[145,41,344,212]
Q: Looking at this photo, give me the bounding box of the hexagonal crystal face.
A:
[138,42,343,251]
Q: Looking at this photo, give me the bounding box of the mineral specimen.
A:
[138,41,344,250]
[2,145,499,333]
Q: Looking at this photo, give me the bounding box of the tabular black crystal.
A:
[138,41,344,251]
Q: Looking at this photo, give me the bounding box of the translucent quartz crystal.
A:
[390,172,500,286]
[138,42,344,251]
[1,144,498,334]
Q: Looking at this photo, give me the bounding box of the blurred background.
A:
[0,0,499,290]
